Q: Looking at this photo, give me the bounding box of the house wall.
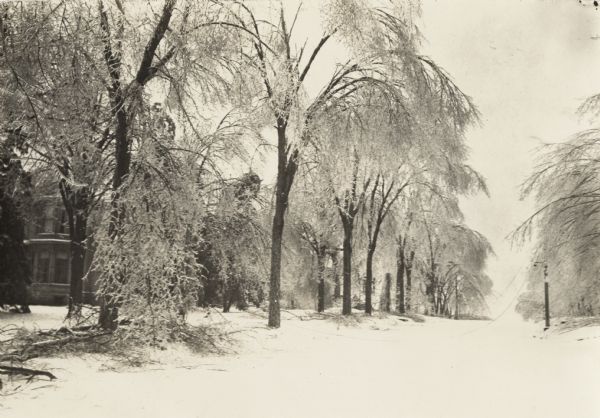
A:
[24,198,97,305]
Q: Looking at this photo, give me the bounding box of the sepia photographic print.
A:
[0,0,599,417]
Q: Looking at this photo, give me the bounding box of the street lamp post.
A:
[543,265,550,330]
[534,261,550,331]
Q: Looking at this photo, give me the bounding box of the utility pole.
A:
[534,261,550,331]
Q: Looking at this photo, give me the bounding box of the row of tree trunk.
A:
[310,246,416,316]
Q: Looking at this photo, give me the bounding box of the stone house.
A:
[24,196,96,305]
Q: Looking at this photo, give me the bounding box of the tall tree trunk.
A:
[405,250,414,312]
[365,247,375,315]
[424,274,433,316]
[59,182,89,318]
[435,285,443,315]
[454,278,459,320]
[268,182,285,327]
[381,272,391,312]
[317,246,325,313]
[268,122,297,328]
[99,108,128,331]
[342,223,353,315]
[223,285,232,313]
[68,210,87,316]
[107,109,130,238]
[396,252,405,314]
[331,252,340,300]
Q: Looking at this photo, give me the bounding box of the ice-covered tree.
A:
[513,88,600,318]
[412,195,493,317]
[289,164,340,312]
[0,132,32,311]
[218,0,443,326]
[197,172,268,312]
[0,2,113,316]
[515,115,600,317]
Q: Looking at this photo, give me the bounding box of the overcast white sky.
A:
[417,0,600,314]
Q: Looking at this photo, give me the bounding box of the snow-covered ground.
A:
[1,306,599,418]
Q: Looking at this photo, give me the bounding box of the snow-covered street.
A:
[2,308,599,418]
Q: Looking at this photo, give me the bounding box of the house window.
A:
[35,206,55,234]
[57,209,69,234]
[43,206,55,233]
[36,252,51,283]
[34,212,45,235]
[54,253,69,284]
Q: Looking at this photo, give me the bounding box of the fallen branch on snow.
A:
[0,365,56,380]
